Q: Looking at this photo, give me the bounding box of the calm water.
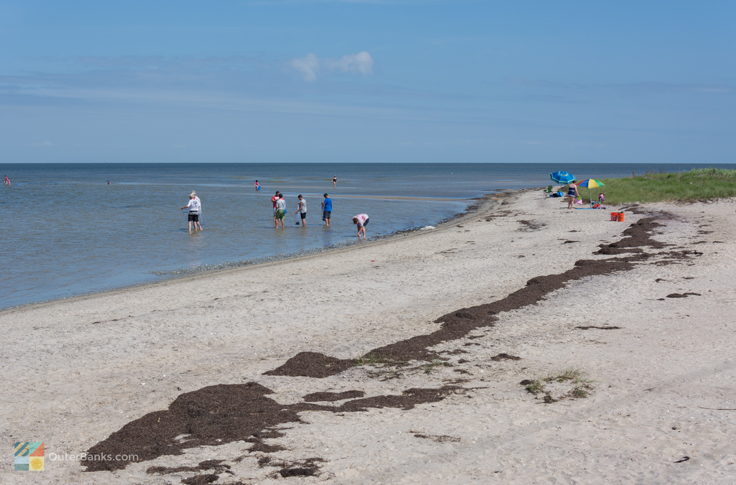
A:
[1,163,731,309]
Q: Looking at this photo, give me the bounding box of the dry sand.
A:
[1,190,735,484]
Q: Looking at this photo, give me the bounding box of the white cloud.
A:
[290,51,374,81]
[289,53,320,82]
[327,51,374,75]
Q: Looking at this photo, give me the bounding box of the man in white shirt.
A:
[180,191,203,233]
[296,194,307,226]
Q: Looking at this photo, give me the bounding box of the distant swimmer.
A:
[255,180,261,191]
[180,191,203,233]
[3,175,10,186]
[332,175,337,187]
[321,193,332,226]
[352,213,369,239]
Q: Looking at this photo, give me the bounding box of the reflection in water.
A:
[184,231,206,268]
[320,225,336,248]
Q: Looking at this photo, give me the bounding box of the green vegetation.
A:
[569,386,591,399]
[547,369,586,383]
[420,359,453,374]
[521,369,594,402]
[524,379,545,395]
[361,357,451,381]
[598,168,736,204]
[355,353,403,366]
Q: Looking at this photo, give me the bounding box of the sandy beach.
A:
[2,190,735,484]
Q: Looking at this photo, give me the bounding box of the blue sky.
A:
[1,0,734,163]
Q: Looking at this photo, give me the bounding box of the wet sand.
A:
[2,191,735,484]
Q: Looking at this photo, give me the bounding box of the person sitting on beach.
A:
[180,191,203,233]
[598,192,606,203]
[321,193,332,226]
[275,194,286,229]
[352,213,369,239]
[566,181,579,209]
[296,194,307,226]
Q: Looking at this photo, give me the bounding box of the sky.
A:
[0,0,734,164]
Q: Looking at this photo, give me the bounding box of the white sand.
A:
[2,191,734,484]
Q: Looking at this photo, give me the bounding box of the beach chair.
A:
[544,185,554,193]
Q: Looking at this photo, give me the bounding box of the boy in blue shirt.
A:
[321,193,333,226]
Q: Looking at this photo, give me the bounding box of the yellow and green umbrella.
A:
[577,179,605,203]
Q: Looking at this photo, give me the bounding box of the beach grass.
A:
[521,369,594,401]
[355,353,405,367]
[596,168,736,204]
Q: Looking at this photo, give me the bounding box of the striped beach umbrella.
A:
[578,179,605,203]
[578,178,604,189]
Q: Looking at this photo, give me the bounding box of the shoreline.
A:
[3,191,734,484]
[0,190,505,315]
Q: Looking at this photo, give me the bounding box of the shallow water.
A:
[1,162,731,309]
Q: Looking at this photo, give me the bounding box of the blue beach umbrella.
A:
[550,171,575,184]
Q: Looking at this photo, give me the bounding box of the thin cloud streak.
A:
[290,51,374,81]
[512,78,736,96]
[250,0,443,4]
[8,84,416,120]
[5,84,715,137]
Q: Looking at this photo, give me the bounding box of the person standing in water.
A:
[180,191,203,233]
[271,191,281,227]
[3,175,10,186]
[274,193,286,229]
[352,213,369,239]
[296,194,308,226]
[255,180,261,191]
[332,175,337,187]
[321,193,332,226]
